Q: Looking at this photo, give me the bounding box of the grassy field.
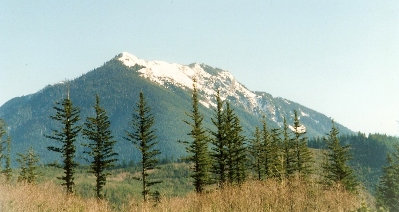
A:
[0,173,373,212]
[0,150,377,211]
[32,162,194,210]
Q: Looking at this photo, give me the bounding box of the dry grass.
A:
[0,177,371,212]
[0,181,112,212]
[127,177,369,212]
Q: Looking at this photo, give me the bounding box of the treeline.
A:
[180,82,357,192]
[0,81,398,211]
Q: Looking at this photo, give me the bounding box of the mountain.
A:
[0,52,352,164]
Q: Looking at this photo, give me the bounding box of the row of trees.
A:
[2,81,397,209]
[182,81,359,194]
[45,92,160,200]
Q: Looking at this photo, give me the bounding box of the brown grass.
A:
[0,181,111,212]
[126,177,369,212]
[0,177,371,212]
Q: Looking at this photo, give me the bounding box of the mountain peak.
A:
[117,52,147,67]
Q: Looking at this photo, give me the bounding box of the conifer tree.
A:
[376,145,399,211]
[0,119,6,172]
[3,137,12,182]
[261,116,272,178]
[322,121,358,192]
[182,80,210,193]
[282,117,294,177]
[269,128,282,179]
[0,120,12,181]
[210,90,227,187]
[291,110,313,176]
[232,115,247,184]
[249,126,263,180]
[17,147,39,183]
[83,95,118,199]
[46,96,81,194]
[126,91,161,201]
[224,103,247,184]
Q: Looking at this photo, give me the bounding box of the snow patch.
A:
[117,52,260,110]
[300,110,309,117]
[289,125,306,133]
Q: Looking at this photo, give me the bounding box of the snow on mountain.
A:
[117,52,314,125]
[118,52,258,111]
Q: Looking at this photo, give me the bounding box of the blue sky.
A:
[1,0,398,135]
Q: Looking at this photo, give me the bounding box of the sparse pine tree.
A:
[322,121,358,192]
[17,147,39,183]
[210,90,227,188]
[291,110,313,176]
[3,137,12,182]
[46,96,81,194]
[0,119,6,172]
[282,117,295,178]
[376,145,399,211]
[182,80,211,193]
[126,91,161,201]
[83,95,118,199]
[249,126,263,180]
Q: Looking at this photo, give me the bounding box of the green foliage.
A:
[322,121,358,192]
[291,110,314,176]
[182,80,211,193]
[46,97,81,194]
[249,126,263,180]
[282,117,295,177]
[0,119,12,181]
[224,102,247,184]
[3,137,12,181]
[269,128,283,179]
[83,95,118,199]
[125,91,161,201]
[17,147,40,183]
[210,90,227,187]
[309,133,399,192]
[0,119,6,171]
[261,116,273,178]
[376,145,399,211]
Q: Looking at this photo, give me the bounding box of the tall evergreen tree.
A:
[0,119,6,172]
[224,102,236,184]
[3,137,12,182]
[0,120,12,181]
[182,80,211,193]
[376,145,399,211]
[269,128,282,179]
[210,90,227,188]
[282,117,295,178]
[46,96,81,194]
[322,121,358,192]
[126,91,161,201]
[17,147,39,183]
[261,116,272,178]
[83,95,118,199]
[231,112,247,184]
[291,110,313,176]
[249,126,263,180]
[224,103,247,184]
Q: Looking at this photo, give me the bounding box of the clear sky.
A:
[1,0,398,135]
